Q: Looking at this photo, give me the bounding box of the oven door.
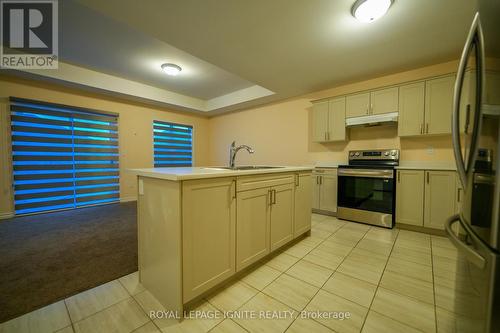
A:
[337,168,395,228]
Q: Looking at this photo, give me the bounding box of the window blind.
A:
[153,120,192,167]
[10,97,119,215]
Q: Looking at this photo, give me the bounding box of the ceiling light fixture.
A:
[351,0,393,23]
[161,63,182,76]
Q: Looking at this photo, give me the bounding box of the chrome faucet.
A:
[229,141,254,169]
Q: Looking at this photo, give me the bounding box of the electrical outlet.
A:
[426,146,434,155]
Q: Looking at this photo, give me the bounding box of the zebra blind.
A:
[10,97,119,215]
[153,120,192,167]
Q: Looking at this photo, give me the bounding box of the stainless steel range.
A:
[337,149,399,228]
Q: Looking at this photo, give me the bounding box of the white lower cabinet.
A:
[396,169,458,230]
[312,168,338,214]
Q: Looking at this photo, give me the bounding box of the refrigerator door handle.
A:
[445,214,486,270]
[452,12,485,190]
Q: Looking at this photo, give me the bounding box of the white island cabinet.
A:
[131,166,313,318]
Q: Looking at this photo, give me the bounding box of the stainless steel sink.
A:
[203,166,284,171]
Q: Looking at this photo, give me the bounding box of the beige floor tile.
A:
[333,228,367,242]
[432,245,462,262]
[120,271,146,296]
[65,280,130,322]
[394,240,432,255]
[314,220,344,234]
[73,298,149,333]
[0,300,71,333]
[133,322,161,333]
[397,230,431,243]
[322,272,377,308]
[312,214,329,222]
[209,319,247,333]
[263,274,318,311]
[283,243,315,258]
[371,287,435,332]
[305,289,368,333]
[266,252,300,272]
[134,290,168,317]
[379,270,434,304]
[316,240,353,257]
[342,222,371,233]
[337,253,386,285]
[207,281,258,312]
[298,235,324,248]
[156,301,223,333]
[326,233,360,247]
[431,235,456,249]
[363,228,399,244]
[241,264,282,290]
[286,260,333,288]
[385,257,433,283]
[435,306,483,333]
[349,247,389,261]
[361,310,421,333]
[234,293,296,333]
[310,228,333,239]
[390,246,432,266]
[355,239,393,257]
[302,248,344,270]
[56,327,74,333]
[434,284,483,318]
[286,317,333,333]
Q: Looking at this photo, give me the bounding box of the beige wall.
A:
[207,60,459,166]
[0,75,209,217]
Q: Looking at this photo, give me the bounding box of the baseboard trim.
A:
[312,209,337,217]
[120,196,137,203]
[396,223,446,236]
[0,212,14,220]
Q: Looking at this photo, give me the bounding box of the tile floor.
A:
[0,214,467,333]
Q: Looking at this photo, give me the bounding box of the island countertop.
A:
[129,166,314,181]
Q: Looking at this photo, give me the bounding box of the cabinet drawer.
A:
[237,173,294,192]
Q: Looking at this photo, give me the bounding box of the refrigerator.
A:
[447,0,500,332]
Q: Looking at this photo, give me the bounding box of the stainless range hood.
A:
[346,112,398,127]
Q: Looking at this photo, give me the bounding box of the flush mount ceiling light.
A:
[161,63,182,76]
[352,0,393,23]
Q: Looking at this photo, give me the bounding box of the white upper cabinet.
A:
[424,75,455,135]
[328,97,347,141]
[346,93,370,118]
[398,82,425,137]
[371,87,399,115]
[312,101,329,142]
[312,97,347,142]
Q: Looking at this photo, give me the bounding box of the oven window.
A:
[338,176,394,214]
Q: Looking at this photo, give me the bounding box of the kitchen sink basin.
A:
[204,166,284,171]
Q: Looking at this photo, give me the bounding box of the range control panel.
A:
[348,149,399,162]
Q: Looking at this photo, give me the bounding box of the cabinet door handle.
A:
[272,189,276,205]
[426,172,430,184]
[426,123,429,134]
[316,176,319,184]
[320,176,323,185]
[420,124,423,135]
[457,188,461,202]
[232,179,236,200]
[268,190,272,206]
[295,174,299,186]
[397,171,400,183]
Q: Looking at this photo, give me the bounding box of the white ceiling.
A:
[5,0,479,114]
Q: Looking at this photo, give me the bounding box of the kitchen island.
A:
[130,166,313,318]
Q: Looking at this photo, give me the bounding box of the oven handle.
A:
[338,168,394,179]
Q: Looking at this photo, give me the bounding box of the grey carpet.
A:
[0,202,138,323]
